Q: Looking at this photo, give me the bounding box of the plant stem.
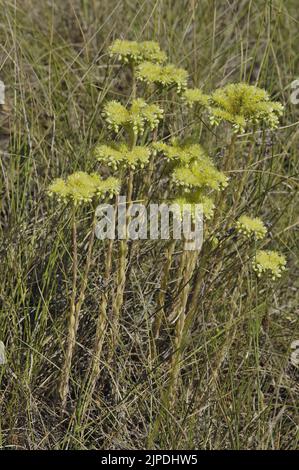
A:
[92,237,114,377]
[167,243,198,406]
[74,210,96,326]
[212,131,237,229]
[59,208,96,411]
[231,131,256,212]
[110,101,137,354]
[142,127,158,201]
[76,236,114,424]
[111,168,134,355]
[152,240,176,342]
[59,206,78,411]
[223,132,237,172]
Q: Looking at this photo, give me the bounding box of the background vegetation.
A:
[0,0,298,449]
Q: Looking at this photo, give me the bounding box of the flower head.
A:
[153,141,209,167]
[154,140,228,193]
[102,99,163,134]
[48,178,69,200]
[48,172,120,205]
[252,250,286,280]
[96,176,120,198]
[209,83,283,132]
[95,143,151,170]
[172,192,215,220]
[182,88,210,108]
[236,215,267,240]
[136,62,188,93]
[102,101,130,133]
[108,40,167,65]
[172,162,228,192]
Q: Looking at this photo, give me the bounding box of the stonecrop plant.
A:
[208,82,284,133]
[252,250,287,280]
[48,172,120,204]
[102,98,164,134]
[136,61,189,92]
[48,171,120,410]
[46,38,287,423]
[235,215,267,240]
[108,39,167,65]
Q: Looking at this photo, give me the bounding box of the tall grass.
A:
[0,0,298,450]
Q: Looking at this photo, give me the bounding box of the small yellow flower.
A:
[48,178,69,201]
[252,250,287,280]
[236,215,267,240]
[95,143,151,170]
[182,88,210,108]
[209,83,283,132]
[136,62,188,93]
[102,101,130,133]
[96,176,120,198]
[48,172,120,205]
[102,99,163,134]
[155,140,228,193]
[108,40,167,65]
[153,141,208,167]
[172,162,228,192]
[172,191,215,220]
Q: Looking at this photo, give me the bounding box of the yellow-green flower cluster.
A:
[108,40,167,65]
[209,83,284,133]
[153,141,209,167]
[182,88,210,108]
[173,192,215,220]
[48,172,120,205]
[154,140,228,194]
[103,99,163,134]
[252,250,286,280]
[102,101,129,133]
[236,215,267,240]
[172,161,228,192]
[136,62,188,93]
[95,143,151,170]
